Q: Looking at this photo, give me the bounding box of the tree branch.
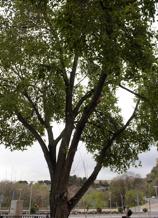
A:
[119,84,147,101]
[74,74,88,89]
[68,163,102,210]
[23,91,46,127]
[42,13,69,87]
[98,100,140,163]
[68,100,140,209]
[70,53,79,89]
[116,100,140,135]
[73,89,94,117]
[65,53,79,121]
[47,125,56,172]
[54,129,65,145]
[15,111,54,175]
[65,72,107,178]
[54,55,79,177]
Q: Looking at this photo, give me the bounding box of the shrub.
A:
[96,208,102,213]
[118,207,123,213]
[143,208,148,213]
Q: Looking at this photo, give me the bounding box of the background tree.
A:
[125,190,145,208]
[110,173,146,208]
[81,190,106,210]
[0,0,157,217]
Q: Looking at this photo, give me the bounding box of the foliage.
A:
[0,181,49,209]
[143,208,148,212]
[118,207,123,213]
[146,160,158,186]
[110,173,146,207]
[30,203,39,214]
[0,172,154,210]
[125,190,145,207]
[0,0,157,216]
[69,175,86,186]
[81,190,106,209]
[0,0,156,169]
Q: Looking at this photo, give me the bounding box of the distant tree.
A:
[44,180,51,185]
[18,181,28,184]
[81,190,106,209]
[0,1,157,217]
[32,183,49,209]
[146,160,158,186]
[0,181,14,208]
[125,190,145,207]
[145,160,158,197]
[0,181,51,209]
[110,174,146,207]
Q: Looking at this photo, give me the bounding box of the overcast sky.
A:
[0,143,157,182]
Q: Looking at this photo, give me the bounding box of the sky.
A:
[0,88,157,182]
[0,143,158,182]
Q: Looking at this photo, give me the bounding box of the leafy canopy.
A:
[0,0,157,173]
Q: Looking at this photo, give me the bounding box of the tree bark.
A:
[51,203,70,218]
[49,184,70,218]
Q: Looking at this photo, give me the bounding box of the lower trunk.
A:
[50,199,70,218]
[51,202,70,218]
[50,186,70,218]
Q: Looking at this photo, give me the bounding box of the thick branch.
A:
[98,100,140,162]
[68,163,102,209]
[65,72,107,177]
[53,56,79,180]
[65,53,79,121]
[47,126,56,172]
[15,111,54,175]
[70,54,79,89]
[73,89,94,117]
[54,129,65,145]
[53,123,73,191]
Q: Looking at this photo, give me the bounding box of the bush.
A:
[96,208,102,213]
[30,207,36,214]
[118,207,123,213]
[143,208,148,213]
[30,204,39,214]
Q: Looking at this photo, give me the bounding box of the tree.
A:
[82,190,106,209]
[110,174,146,208]
[125,190,145,207]
[0,0,157,217]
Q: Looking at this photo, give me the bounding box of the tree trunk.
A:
[50,199,70,218]
[49,185,70,218]
[51,202,70,218]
